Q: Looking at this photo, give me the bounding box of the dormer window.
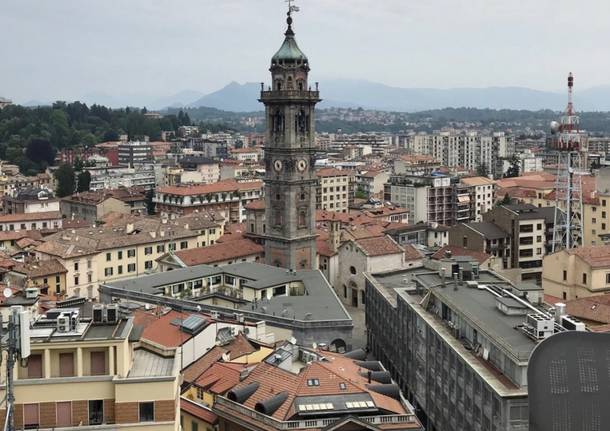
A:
[307,379,320,386]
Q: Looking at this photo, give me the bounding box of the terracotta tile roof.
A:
[195,362,245,395]
[244,199,265,210]
[63,187,146,205]
[403,244,424,261]
[133,309,196,348]
[11,259,67,278]
[231,147,261,154]
[173,238,263,266]
[229,349,408,421]
[0,211,61,223]
[0,230,43,242]
[316,239,336,257]
[461,176,495,187]
[316,168,351,178]
[180,398,218,424]
[568,245,610,268]
[157,180,263,196]
[222,332,257,359]
[343,224,387,241]
[355,236,403,257]
[15,237,41,249]
[183,346,226,384]
[564,296,610,324]
[431,245,491,264]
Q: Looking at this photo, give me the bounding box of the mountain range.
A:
[20,79,610,112]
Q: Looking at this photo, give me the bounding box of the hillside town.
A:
[2,3,610,431]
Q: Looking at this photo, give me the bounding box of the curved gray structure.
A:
[344,348,367,360]
[528,331,610,431]
[366,384,401,400]
[354,360,383,371]
[227,382,260,403]
[254,391,289,416]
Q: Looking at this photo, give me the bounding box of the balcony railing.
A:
[214,396,418,430]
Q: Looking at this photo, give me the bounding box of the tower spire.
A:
[285,0,299,36]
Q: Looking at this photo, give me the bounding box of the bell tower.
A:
[260,6,320,270]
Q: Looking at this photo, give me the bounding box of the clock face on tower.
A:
[297,159,308,172]
[273,160,283,172]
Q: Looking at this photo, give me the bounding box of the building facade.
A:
[316,168,352,213]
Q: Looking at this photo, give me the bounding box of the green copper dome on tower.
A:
[271,13,308,65]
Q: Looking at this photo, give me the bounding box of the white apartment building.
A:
[316,168,352,213]
[461,176,496,221]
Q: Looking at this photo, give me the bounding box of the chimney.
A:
[555,302,567,322]
[367,370,372,383]
[125,223,135,234]
[453,273,459,291]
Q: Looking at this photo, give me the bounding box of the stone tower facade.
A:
[260,11,320,270]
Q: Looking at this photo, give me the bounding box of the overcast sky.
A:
[3,0,610,103]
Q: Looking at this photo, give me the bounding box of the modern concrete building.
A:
[316,168,353,213]
[461,176,496,222]
[118,140,152,166]
[365,256,580,431]
[448,221,513,269]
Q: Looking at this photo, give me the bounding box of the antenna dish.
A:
[3,287,12,298]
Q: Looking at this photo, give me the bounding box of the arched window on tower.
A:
[287,76,294,90]
[297,80,304,91]
[275,79,283,91]
[298,209,307,228]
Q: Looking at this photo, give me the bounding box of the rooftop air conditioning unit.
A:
[57,314,71,332]
[25,287,38,299]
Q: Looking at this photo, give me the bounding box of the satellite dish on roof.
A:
[3,287,12,298]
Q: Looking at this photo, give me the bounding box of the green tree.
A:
[355,186,368,200]
[26,138,55,166]
[77,170,91,192]
[54,164,76,197]
[498,193,512,206]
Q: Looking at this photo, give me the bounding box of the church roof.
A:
[271,15,308,64]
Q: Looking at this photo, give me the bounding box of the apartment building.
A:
[354,169,390,199]
[34,216,221,298]
[482,204,555,283]
[118,140,152,166]
[0,211,62,233]
[461,176,495,221]
[230,147,262,163]
[88,166,156,191]
[316,168,352,213]
[7,259,67,294]
[542,245,610,300]
[0,302,180,430]
[384,175,474,226]
[179,156,221,184]
[61,188,147,222]
[448,222,513,269]
[155,180,263,222]
[328,133,393,156]
[365,257,569,431]
[2,188,59,214]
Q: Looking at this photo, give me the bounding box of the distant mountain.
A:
[186,79,610,112]
[81,90,205,110]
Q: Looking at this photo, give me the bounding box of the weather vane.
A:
[286,0,300,16]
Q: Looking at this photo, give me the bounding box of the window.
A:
[74,276,79,286]
[139,402,154,422]
[563,270,567,281]
[192,421,199,431]
[59,353,74,377]
[307,378,320,386]
[145,260,153,270]
[128,263,136,272]
[603,211,607,218]
[350,266,357,275]
[117,251,123,260]
[169,243,176,251]
[56,401,72,427]
[106,253,111,262]
[339,382,347,390]
[519,249,533,258]
[104,267,113,277]
[74,262,79,271]
[180,241,188,249]
[592,218,597,224]
[606,273,610,284]
[87,259,92,269]
[127,249,136,258]
[90,351,106,375]
[88,400,104,425]
[23,403,39,428]
[117,265,123,275]
[145,246,153,255]
[582,273,587,284]
[157,244,165,253]
[27,354,43,378]
[520,224,533,233]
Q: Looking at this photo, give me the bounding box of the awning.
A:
[457,195,471,203]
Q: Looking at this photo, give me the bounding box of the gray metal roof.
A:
[105,262,351,322]
[466,222,509,239]
[129,349,175,378]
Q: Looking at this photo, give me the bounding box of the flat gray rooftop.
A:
[105,262,351,322]
[373,267,537,360]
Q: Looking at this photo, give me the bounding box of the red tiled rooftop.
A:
[158,180,263,196]
[431,245,490,264]
[355,236,403,257]
[173,238,263,266]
